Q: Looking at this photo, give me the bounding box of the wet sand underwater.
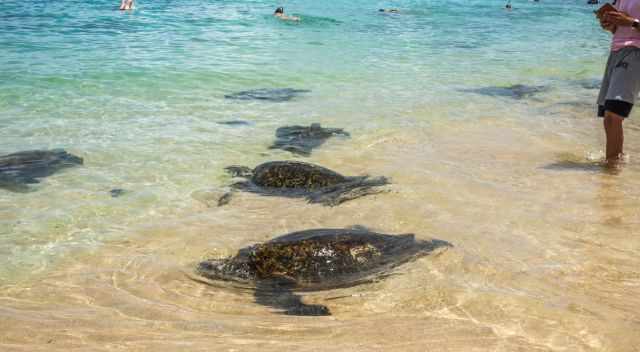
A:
[2,107,640,351]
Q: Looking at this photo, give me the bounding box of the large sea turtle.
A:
[224,88,311,102]
[195,227,452,316]
[221,160,388,206]
[269,123,349,156]
[0,149,83,192]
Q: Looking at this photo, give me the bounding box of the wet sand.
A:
[2,111,640,351]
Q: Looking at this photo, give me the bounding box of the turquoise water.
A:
[4,1,640,350]
[0,0,610,281]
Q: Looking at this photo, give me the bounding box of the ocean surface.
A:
[1,0,640,350]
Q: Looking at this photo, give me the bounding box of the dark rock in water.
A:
[196,227,452,316]
[224,88,311,102]
[217,120,252,126]
[270,123,349,156]
[110,188,127,198]
[0,149,83,192]
[222,160,388,206]
[462,84,548,99]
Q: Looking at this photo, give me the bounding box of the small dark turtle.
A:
[222,161,388,206]
[109,188,127,198]
[196,227,452,316]
[224,88,311,102]
[217,120,253,126]
[269,123,350,156]
[462,84,548,99]
[0,149,83,192]
[572,78,601,90]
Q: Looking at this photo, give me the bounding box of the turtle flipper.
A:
[0,174,37,192]
[217,191,233,206]
[225,166,253,178]
[253,279,331,316]
[307,176,390,206]
[285,303,331,316]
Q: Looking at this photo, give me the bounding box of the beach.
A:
[1,0,640,350]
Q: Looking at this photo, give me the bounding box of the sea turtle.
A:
[0,149,83,192]
[222,160,388,206]
[269,123,349,156]
[462,84,549,99]
[572,78,600,90]
[217,120,253,126]
[195,227,452,316]
[224,88,311,102]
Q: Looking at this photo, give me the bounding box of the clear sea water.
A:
[2,0,640,350]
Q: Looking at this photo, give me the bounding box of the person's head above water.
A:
[273,6,300,21]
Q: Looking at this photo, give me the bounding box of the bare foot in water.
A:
[603,153,629,173]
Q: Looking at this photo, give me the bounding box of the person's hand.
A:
[600,17,618,33]
[604,11,635,27]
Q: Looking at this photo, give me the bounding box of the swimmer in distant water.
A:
[120,0,134,10]
[505,1,512,9]
[379,8,400,13]
[274,7,300,21]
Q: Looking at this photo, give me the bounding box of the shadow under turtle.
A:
[0,149,83,192]
[195,227,452,316]
[222,160,389,206]
[269,123,350,156]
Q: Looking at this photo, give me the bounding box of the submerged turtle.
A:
[224,88,311,102]
[269,123,350,156]
[196,227,452,316]
[0,149,83,192]
[462,84,549,100]
[222,160,389,206]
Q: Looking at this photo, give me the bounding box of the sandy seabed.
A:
[2,105,640,351]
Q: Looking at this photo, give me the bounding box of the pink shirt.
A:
[612,0,640,51]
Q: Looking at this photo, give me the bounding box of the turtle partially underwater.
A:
[224,88,311,102]
[462,84,549,100]
[269,123,350,156]
[195,227,452,316]
[0,149,83,192]
[221,161,389,206]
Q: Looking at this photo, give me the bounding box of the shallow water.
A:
[1,0,640,350]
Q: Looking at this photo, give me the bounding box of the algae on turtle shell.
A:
[221,160,389,206]
[196,227,452,316]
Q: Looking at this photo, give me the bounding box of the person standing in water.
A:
[597,1,640,164]
[120,0,134,10]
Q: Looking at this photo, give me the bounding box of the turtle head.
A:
[196,255,255,282]
[225,165,253,178]
[55,150,83,167]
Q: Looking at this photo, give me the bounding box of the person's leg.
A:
[603,110,624,161]
[120,0,126,10]
[598,48,640,163]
